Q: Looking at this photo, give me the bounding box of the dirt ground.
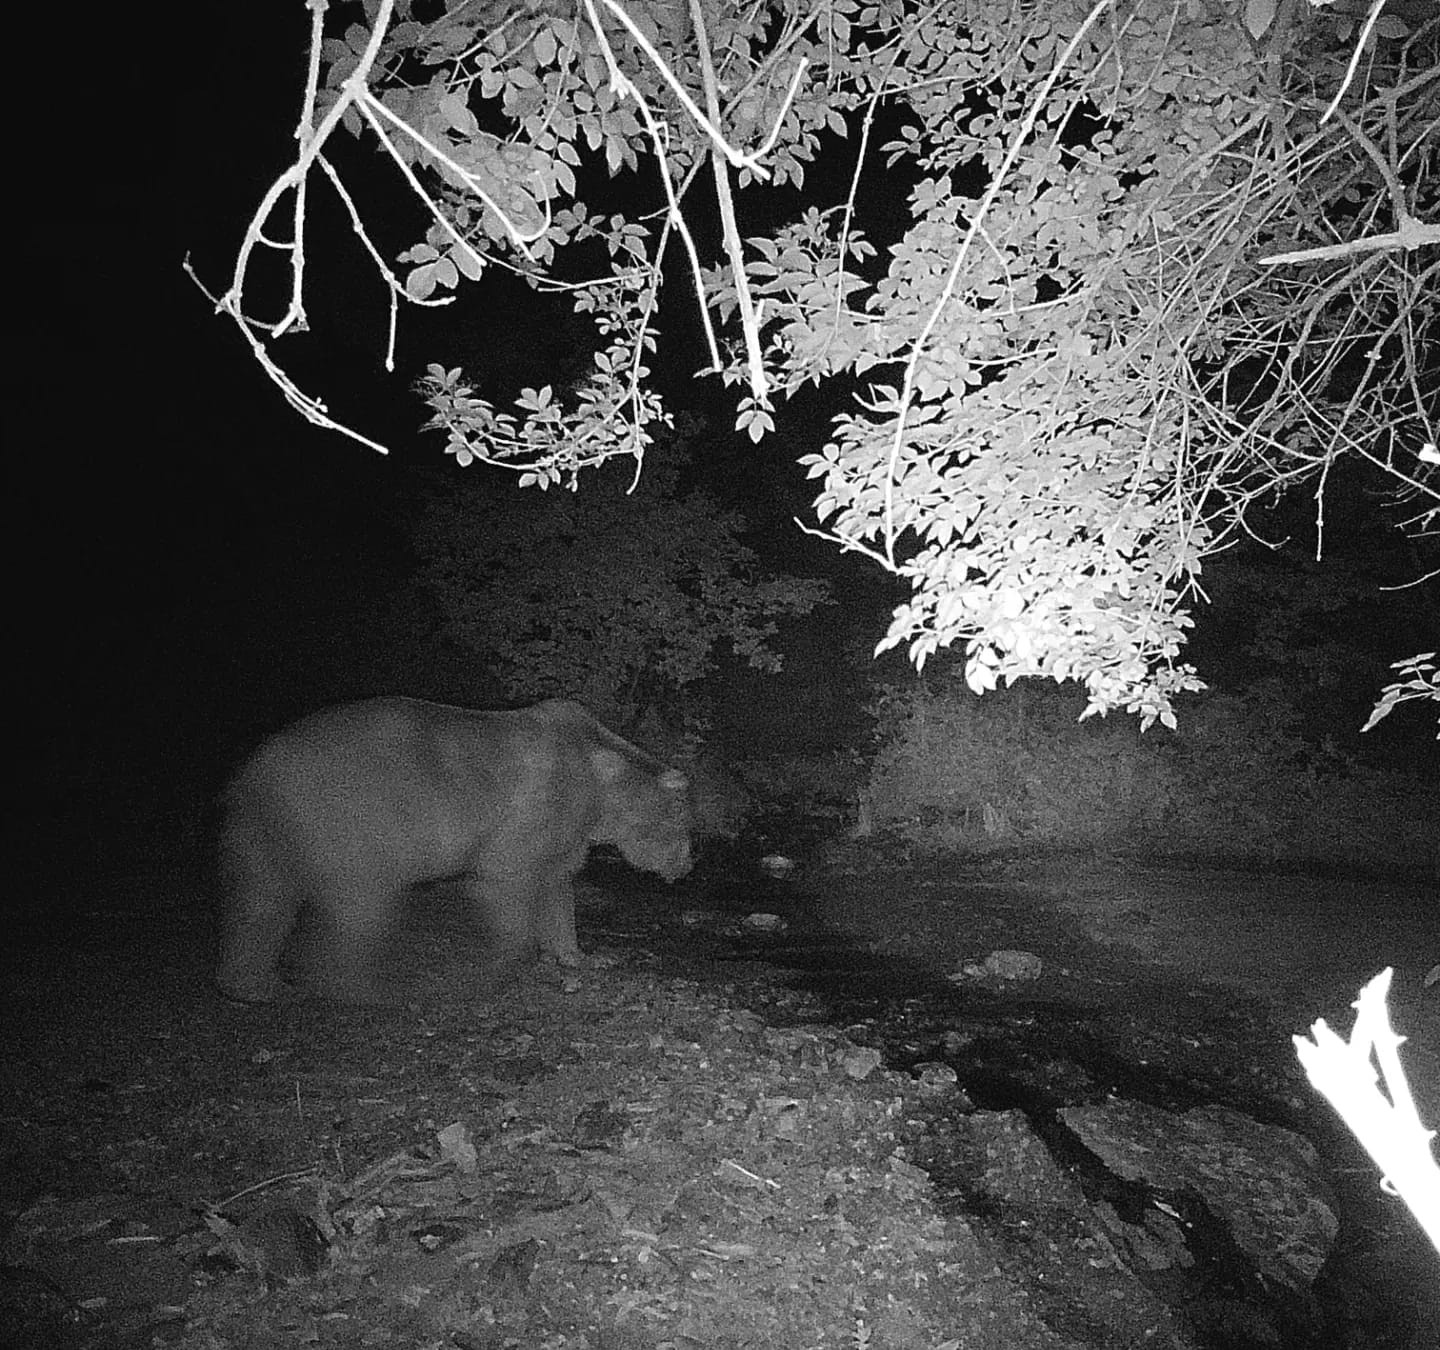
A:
[1,842,1436,1350]
[828,849,1440,1124]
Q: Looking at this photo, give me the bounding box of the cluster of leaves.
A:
[1362,652,1440,739]
[409,439,829,723]
[723,2,1436,726]
[262,0,1438,726]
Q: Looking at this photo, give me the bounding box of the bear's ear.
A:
[659,768,689,792]
[591,746,631,782]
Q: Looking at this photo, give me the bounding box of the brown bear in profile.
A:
[216,698,693,1004]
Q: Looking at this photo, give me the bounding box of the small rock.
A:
[759,854,796,878]
[436,1121,478,1175]
[724,1009,767,1035]
[573,1098,630,1149]
[412,1221,468,1254]
[486,1238,541,1300]
[941,1029,975,1055]
[759,1096,805,1139]
[237,1204,328,1280]
[949,950,1043,983]
[984,949,1043,980]
[841,1047,884,1080]
[913,1061,959,1095]
[743,912,786,933]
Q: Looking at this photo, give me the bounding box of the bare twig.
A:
[1295,969,1440,1252]
[689,0,767,400]
[210,1167,321,1214]
[1260,219,1439,265]
[1318,0,1392,126]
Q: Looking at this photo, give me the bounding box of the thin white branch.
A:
[583,8,722,378]
[1260,220,1439,265]
[202,0,401,450]
[589,0,772,178]
[1295,969,1440,1253]
[356,85,538,261]
[631,93,722,372]
[189,256,392,455]
[689,0,767,401]
[1319,0,1392,126]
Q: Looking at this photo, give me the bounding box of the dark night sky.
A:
[11,5,893,848]
[13,13,440,812]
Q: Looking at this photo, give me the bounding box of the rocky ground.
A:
[1,839,1436,1349]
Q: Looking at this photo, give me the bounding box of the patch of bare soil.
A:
[2,845,1435,1350]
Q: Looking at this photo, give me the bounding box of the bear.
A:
[215,697,693,1004]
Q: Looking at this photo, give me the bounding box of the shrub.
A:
[860,676,1436,874]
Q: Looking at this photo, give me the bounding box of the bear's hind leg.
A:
[299,880,405,1005]
[461,868,546,990]
[217,833,300,1004]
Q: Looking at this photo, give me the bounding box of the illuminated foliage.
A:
[216,0,1438,726]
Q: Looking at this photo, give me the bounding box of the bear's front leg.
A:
[533,877,583,968]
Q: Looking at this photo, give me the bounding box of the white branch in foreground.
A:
[1294,968,1440,1254]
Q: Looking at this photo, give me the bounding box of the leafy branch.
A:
[203,0,1438,726]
